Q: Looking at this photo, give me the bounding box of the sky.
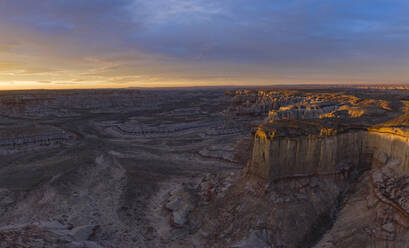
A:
[0,0,409,89]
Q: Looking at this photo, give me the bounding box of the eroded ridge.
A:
[0,125,73,154]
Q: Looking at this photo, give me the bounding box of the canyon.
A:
[0,86,409,247]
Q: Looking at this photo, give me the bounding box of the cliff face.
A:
[250,129,365,179]
[249,128,409,180]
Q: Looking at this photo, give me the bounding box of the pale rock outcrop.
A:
[248,127,409,180]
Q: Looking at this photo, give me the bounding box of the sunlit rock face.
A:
[249,128,409,180]
[249,129,367,180]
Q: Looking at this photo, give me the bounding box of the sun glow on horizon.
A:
[1,0,409,90]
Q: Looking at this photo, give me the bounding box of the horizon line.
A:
[0,82,409,92]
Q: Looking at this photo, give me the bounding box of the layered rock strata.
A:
[0,125,72,153]
[249,127,409,180]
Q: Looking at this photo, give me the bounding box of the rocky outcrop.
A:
[226,90,306,116]
[267,105,340,121]
[0,221,102,248]
[371,158,409,218]
[165,185,197,227]
[0,125,72,154]
[205,127,242,136]
[249,128,364,180]
[314,156,409,247]
[226,89,392,122]
[197,145,238,163]
[186,171,349,248]
[248,127,409,180]
[107,120,243,138]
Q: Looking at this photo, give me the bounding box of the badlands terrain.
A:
[0,86,409,247]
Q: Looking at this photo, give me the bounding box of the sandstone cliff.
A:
[248,127,409,180]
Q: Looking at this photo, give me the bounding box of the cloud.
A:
[0,61,60,75]
[36,80,53,84]
[0,61,21,72]
[128,0,225,25]
[128,0,409,66]
[0,42,18,53]
[1,0,409,89]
